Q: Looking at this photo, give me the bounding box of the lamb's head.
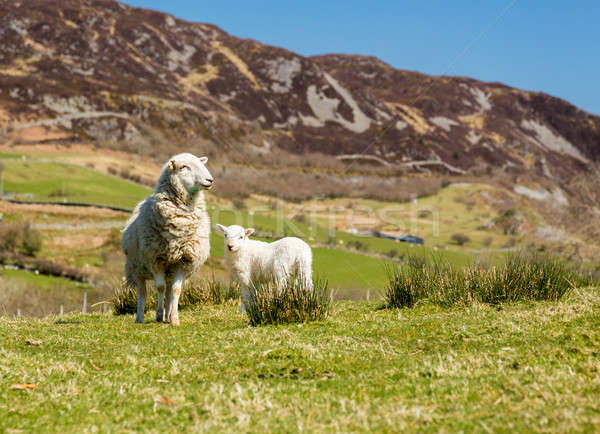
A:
[215,224,254,253]
[161,153,214,195]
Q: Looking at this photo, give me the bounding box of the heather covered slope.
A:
[1,0,598,179]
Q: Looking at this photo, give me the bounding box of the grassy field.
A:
[0,268,90,292]
[1,289,599,432]
[0,156,475,299]
[1,160,151,209]
[261,183,516,250]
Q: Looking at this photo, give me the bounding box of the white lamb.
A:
[121,153,214,325]
[215,224,313,311]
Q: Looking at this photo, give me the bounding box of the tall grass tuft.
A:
[385,253,583,309]
[245,274,330,326]
[112,276,240,315]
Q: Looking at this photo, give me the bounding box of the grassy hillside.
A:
[1,159,151,209]
[0,155,475,300]
[1,289,599,432]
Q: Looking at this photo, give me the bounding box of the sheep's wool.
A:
[122,158,210,285]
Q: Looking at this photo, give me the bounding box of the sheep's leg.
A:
[168,270,185,326]
[154,272,166,322]
[164,278,173,323]
[135,280,146,324]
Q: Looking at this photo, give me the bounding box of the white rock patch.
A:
[43,95,94,114]
[430,116,459,132]
[302,73,371,133]
[9,19,29,36]
[536,225,568,242]
[514,185,569,206]
[167,44,196,71]
[263,57,301,93]
[470,87,492,112]
[521,119,588,162]
[395,120,408,130]
[165,16,176,27]
[274,116,298,129]
[466,130,481,144]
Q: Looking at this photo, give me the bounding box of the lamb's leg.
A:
[154,271,166,322]
[301,260,313,291]
[135,280,146,324]
[274,261,290,290]
[168,270,185,326]
[240,286,250,313]
[238,273,251,313]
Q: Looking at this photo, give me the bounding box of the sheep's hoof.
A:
[171,317,180,326]
[135,318,144,324]
[156,312,164,322]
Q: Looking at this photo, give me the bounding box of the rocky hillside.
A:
[1,0,599,179]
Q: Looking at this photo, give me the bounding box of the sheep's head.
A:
[215,224,254,252]
[165,153,214,195]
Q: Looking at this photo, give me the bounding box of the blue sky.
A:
[124,1,600,115]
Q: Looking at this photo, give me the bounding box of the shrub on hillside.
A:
[245,274,330,326]
[346,240,369,252]
[0,222,43,256]
[0,222,22,252]
[384,254,582,309]
[22,224,43,256]
[451,233,470,246]
[112,276,240,315]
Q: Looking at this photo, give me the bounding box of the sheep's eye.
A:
[239,236,243,239]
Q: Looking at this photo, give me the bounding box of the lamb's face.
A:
[169,153,214,194]
[215,224,254,253]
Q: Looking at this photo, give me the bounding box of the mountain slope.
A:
[1,0,598,179]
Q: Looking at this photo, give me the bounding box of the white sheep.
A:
[215,224,313,311]
[121,153,214,325]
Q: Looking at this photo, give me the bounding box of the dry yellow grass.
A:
[212,41,261,90]
[459,113,485,129]
[386,102,433,134]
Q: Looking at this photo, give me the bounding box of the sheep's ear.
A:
[215,224,226,233]
[168,160,176,172]
[199,156,208,164]
[245,228,255,237]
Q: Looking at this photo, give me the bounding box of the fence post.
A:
[366,289,370,301]
[60,305,64,315]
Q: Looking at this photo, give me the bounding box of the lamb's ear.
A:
[215,224,226,233]
[199,156,208,164]
[168,160,176,172]
[245,228,255,237]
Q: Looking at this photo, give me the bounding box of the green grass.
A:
[1,159,474,294]
[312,247,390,296]
[0,268,90,291]
[384,254,582,309]
[0,152,24,159]
[293,184,521,250]
[1,160,151,209]
[208,207,473,266]
[1,290,599,432]
[112,276,240,315]
[246,274,331,325]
